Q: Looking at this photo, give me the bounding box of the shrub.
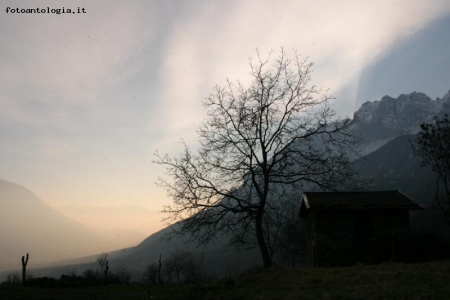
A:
[82,268,101,284]
[115,265,131,284]
[3,271,21,285]
[143,262,159,284]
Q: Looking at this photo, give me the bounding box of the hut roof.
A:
[299,190,423,217]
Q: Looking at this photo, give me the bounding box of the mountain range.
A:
[117,90,449,274]
[353,90,450,155]
[0,179,144,271]
[1,89,449,279]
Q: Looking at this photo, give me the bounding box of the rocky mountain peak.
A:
[442,90,450,101]
[352,90,450,155]
[354,91,448,132]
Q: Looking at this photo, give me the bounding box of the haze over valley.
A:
[1,0,450,285]
[1,89,449,276]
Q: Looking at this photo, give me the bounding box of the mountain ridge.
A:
[352,90,450,155]
[0,178,143,271]
[103,88,450,278]
[2,88,449,278]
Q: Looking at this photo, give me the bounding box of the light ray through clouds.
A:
[0,0,449,235]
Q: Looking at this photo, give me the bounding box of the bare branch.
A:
[153,48,361,268]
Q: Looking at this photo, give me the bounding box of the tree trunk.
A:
[21,253,29,286]
[158,254,162,284]
[255,210,272,268]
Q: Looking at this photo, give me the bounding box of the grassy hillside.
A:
[214,261,450,300]
[2,260,450,299]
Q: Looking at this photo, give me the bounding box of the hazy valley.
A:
[1,89,449,281]
[0,179,147,271]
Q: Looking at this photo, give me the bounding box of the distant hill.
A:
[112,90,450,275]
[21,225,261,281]
[354,134,436,206]
[7,89,450,279]
[0,179,259,278]
[0,178,141,271]
[106,225,261,279]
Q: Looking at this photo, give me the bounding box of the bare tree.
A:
[154,48,359,268]
[260,193,304,265]
[230,188,299,264]
[143,262,159,284]
[21,253,29,286]
[413,115,450,225]
[82,269,100,283]
[96,253,109,282]
[4,272,21,285]
[115,265,131,284]
[182,251,205,283]
[164,248,189,283]
[158,254,162,284]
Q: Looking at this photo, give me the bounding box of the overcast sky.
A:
[1,0,449,235]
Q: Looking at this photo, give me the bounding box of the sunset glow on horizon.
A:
[1,0,450,237]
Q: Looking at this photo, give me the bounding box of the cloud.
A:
[4,0,449,142]
[0,1,153,129]
[353,14,450,105]
[2,0,450,230]
[148,0,450,152]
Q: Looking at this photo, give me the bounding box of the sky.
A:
[1,0,450,236]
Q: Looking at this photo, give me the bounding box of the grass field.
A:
[2,260,450,299]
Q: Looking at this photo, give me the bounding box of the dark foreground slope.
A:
[205,261,450,300]
[2,260,450,300]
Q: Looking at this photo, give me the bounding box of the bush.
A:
[27,277,57,287]
[143,262,159,284]
[3,271,21,285]
[59,273,82,286]
[82,268,101,284]
[114,265,131,284]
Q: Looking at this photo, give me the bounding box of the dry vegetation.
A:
[2,260,450,299]
[216,261,450,300]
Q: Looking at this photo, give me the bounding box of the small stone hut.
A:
[299,190,423,267]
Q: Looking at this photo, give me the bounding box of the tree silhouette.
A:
[164,248,189,283]
[143,262,159,284]
[413,115,450,225]
[154,48,359,268]
[21,253,29,286]
[96,253,109,282]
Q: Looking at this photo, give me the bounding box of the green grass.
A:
[2,261,450,299]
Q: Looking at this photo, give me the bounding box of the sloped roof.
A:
[299,190,423,217]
